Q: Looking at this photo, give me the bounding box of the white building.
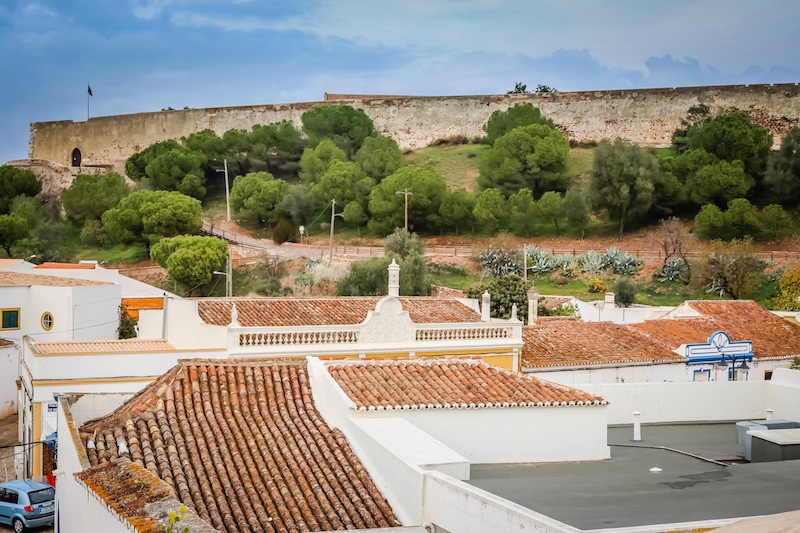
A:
[56,357,609,533]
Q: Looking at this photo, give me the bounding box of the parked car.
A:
[0,480,55,532]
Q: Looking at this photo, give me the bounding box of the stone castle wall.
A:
[28,84,800,176]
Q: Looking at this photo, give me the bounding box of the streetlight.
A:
[216,159,231,222]
[328,199,344,262]
[213,249,233,298]
[395,189,413,232]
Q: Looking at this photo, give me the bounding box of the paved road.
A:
[0,415,53,533]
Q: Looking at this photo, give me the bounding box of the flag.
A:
[88,85,93,97]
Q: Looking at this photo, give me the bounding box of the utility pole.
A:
[328,199,343,262]
[216,159,231,221]
[395,189,413,231]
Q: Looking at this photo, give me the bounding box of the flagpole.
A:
[87,85,90,120]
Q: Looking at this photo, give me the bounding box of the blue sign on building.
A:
[684,331,753,365]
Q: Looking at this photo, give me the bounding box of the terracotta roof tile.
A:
[197,297,481,326]
[81,359,400,532]
[522,300,800,368]
[636,300,800,359]
[35,262,97,269]
[0,271,109,287]
[327,359,606,409]
[32,338,175,355]
[522,318,684,368]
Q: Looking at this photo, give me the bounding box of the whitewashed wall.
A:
[395,405,609,463]
[55,396,95,533]
[767,368,800,421]
[424,471,578,533]
[0,343,17,419]
[158,298,227,349]
[579,381,770,425]
[529,362,688,385]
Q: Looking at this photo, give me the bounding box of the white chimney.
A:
[481,291,491,321]
[527,288,539,325]
[605,292,616,309]
[388,259,400,297]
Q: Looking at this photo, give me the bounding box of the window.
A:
[1,308,20,330]
[41,311,54,331]
[693,369,710,382]
[764,370,773,380]
[0,488,19,504]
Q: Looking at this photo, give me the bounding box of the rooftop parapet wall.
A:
[29,83,800,172]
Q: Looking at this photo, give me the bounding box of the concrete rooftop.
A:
[468,423,800,530]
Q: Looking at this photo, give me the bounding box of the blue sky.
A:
[1,0,799,164]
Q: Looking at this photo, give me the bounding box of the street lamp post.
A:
[216,159,231,222]
[213,249,233,298]
[395,189,413,231]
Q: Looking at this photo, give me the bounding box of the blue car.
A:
[0,480,55,533]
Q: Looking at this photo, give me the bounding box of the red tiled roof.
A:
[35,262,97,269]
[197,297,481,326]
[327,359,606,409]
[0,271,108,287]
[522,300,800,369]
[31,338,175,355]
[522,319,684,368]
[81,360,399,533]
[635,300,800,359]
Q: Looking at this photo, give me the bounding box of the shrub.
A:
[384,228,425,259]
[612,279,636,307]
[272,218,295,244]
[584,274,608,293]
[80,219,110,246]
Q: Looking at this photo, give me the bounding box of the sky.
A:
[1,0,799,164]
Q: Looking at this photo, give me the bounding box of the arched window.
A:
[71,148,82,167]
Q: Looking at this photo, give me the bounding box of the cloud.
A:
[170,11,273,31]
[129,0,174,20]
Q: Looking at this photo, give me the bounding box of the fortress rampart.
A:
[27,83,800,175]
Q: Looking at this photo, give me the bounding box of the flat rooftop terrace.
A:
[468,423,800,531]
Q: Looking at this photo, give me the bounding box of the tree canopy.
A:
[62,172,130,224]
[312,160,373,209]
[229,172,288,227]
[0,166,41,215]
[685,112,773,181]
[151,235,228,295]
[298,139,347,184]
[588,139,664,238]
[765,126,800,204]
[367,166,448,234]
[354,135,406,181]
[102,190,202,246]
[0,214,28,256]
[478,123,570,197]
[301,105,376,157]
[483,103,555,146]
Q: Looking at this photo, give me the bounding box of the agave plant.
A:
[557,254,580,278]
[604,246,644,276]
[479,248,520,277]
[525,245,559,275]
[657,257,689,283]
[579,250,605,275]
